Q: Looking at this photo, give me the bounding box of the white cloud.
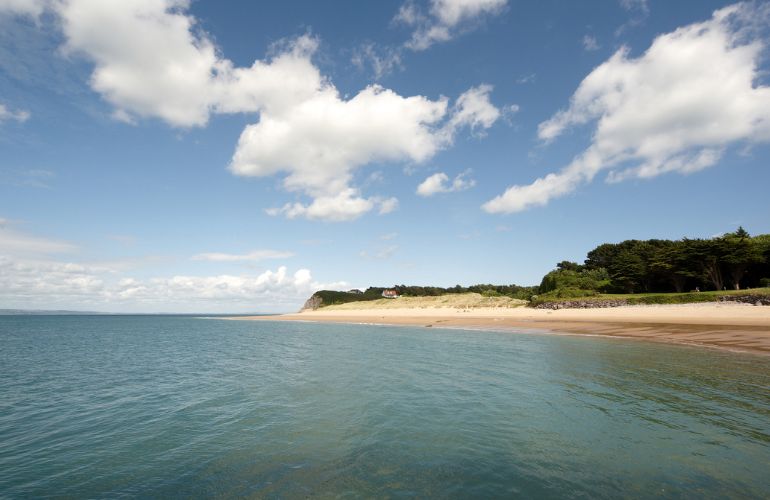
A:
[0,103,30,123]
[54,0,228,127]
[191,249,295,262]
[126,266,324,304]
[236,80,499,220]
[615,0,650,36]
[0,168,55,189]
[0,222,77,255]
[377,197,400,214]
[0,0,501,221]
[444,84,501,136]
[0,223,342,312]
[365,0,508,77]
[0,256,343,312]
[582,35,600,51]
[351,43,402,80]
[484,3,770,214]
[417,170,475,196]
[394,2,423,25]
[0,0,47,17]
[619,0,648,15]
[398,0,507,51]
[0,256,106,301]
[231,84,448,196]
[266,189,400,222]
[516,73,536,84]
[360,245,398,260]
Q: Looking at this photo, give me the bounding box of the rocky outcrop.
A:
[719,294,770,306]
[300,294,323,311]
[534,299,629,309]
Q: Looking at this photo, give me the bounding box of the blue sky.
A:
[1,0,769,312]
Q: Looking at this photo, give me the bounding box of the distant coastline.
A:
[0,309,109,316]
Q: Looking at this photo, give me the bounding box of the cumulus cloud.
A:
[232,84,448,198]
[0,103,30,123]
[0,223,345,312]
[191,249,295,262]
[266,189,400,222]
[416,170,475,196]
[114,266,326,305]
[444,84,501,135]
[2,0,501,221]
[398,0,508,51]
[237,81,498,220]
[0,257,342,312]
[484,3,770,214]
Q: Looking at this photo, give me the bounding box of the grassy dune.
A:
[319,293,527,311]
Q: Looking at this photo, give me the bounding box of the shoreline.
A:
[229,303,770,355]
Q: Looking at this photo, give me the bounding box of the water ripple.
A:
[0,316,768,498]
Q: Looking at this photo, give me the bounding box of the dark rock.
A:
[534,299,629,310]
[718,294,770,306]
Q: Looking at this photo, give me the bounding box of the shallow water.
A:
[1,315,768,498]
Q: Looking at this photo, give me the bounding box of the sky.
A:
[1,0,769,313]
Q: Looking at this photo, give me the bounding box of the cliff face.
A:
[300,293,323,311]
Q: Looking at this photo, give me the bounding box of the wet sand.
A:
[232,303,770,354]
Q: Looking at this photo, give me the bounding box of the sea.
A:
[1,315,768,498]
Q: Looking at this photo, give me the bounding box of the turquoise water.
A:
[0,316,768,498]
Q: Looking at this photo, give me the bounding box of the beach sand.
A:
[234,302,770,354]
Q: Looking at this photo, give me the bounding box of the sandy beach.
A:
[235,302,770,354]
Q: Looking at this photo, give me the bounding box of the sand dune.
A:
[316,293,527,310]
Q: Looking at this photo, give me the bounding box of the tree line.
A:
[540,227,770,295]
[312,227,770,306]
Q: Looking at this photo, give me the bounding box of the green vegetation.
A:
[530,227,770,307]
[310,227,770,309]
[530,288,770,306]
[390,284,537,300]
[312,289,385,306]
[577,228,770,293]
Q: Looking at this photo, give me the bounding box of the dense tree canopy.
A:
[573,228,769,293]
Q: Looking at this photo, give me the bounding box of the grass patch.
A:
[531,287,770,306]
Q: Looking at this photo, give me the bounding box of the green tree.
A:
[722,228,763,290]
[608,248,646,293]
[556,260,583,272]
[686,238,725,291]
